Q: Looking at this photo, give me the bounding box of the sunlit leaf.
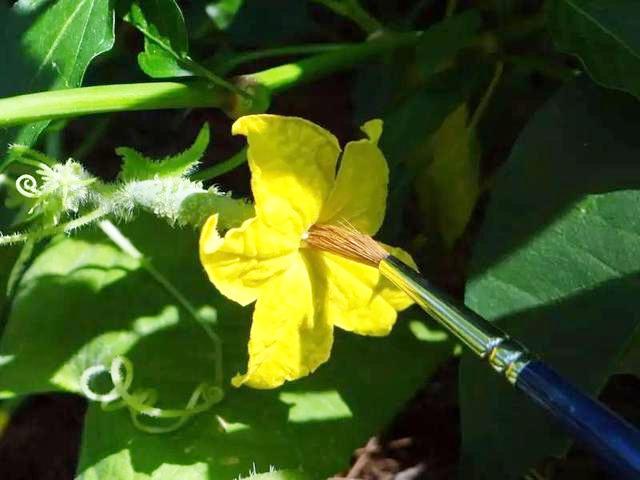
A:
[127,0,192,78]
[0,0,115,167]
[0,214,453,478]
[117,124,210,181]
[459,80,640,478]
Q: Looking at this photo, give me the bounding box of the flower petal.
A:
[232,254,333,389]
[233,115,341,234]
[200,215,300,306]
[304,246,415,337]
[319,119,388,235]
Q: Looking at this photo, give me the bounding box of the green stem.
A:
[0,208,107,246]
[98,220,223,385]
[0,32,420,130]
[0,82,229,130]
[8,145,56,168]
[129,19,248,99]
[313,0,383,34]
[249,32,420,93]
[190,148,247,182]
[214,43,351,75]
[469,62,503,131]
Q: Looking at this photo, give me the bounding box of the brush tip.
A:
[304,224,388,266]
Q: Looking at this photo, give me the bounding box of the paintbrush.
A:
[306,224,640,479]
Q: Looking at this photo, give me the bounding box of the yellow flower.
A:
[199,115,415,389]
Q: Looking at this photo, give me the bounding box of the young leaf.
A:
[416,104,480,247]
[206,0,244,31]
[459,80,640,478]
[0,0,115,168]
[0,213,454,478]
[126,0,191,78]
[117,124,210,181]
[415,10,482,79]
[548,0,640,99]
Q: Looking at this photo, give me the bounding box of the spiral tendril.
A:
[15,174,41,198]
[80,356,224,434]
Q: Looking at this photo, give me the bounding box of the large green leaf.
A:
[0,215,453,478]
[0,0,115,167]
[548,0,640,99]
[459,80,640,478]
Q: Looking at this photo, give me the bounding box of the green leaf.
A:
[0,214,453,478]
[378,86,463,242]
[416,104,480,247]
[0,0,115,167]
[205,0,244,31]
[117,124,210,181]
[127,0,191,78]
[548,0,640,99]
[415,10,482,79]
[459,80,640,478]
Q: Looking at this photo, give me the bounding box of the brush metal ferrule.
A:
[379,256,532,384]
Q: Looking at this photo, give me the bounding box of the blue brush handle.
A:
[516,361,640,478]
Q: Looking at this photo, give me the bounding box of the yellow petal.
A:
[233,115,341,234]
[200,215,300,306]
[319,119,388,235]
[304,247,414,337]
[361,119,383,144]
[232,254,333,389]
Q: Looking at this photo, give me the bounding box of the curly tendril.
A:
[80,356,224,434]
[15,173,41,198]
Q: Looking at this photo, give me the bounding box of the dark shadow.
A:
[459,272,640,479]
[0,393,87,480]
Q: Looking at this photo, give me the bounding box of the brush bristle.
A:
[305,224,389,266]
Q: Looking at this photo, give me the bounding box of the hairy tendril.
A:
[80,356,224,434]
